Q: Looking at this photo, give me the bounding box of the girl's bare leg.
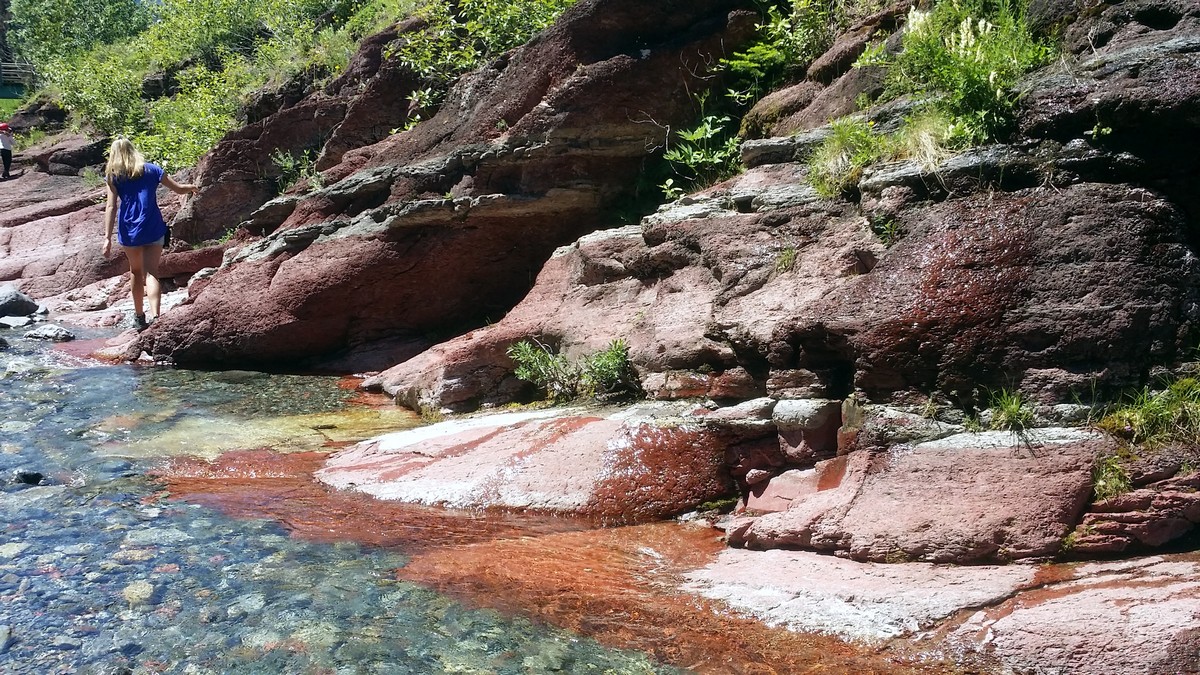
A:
[125,246,147,317]
[124,243,163,320]
[144,243,163,318]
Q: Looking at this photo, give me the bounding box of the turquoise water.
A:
[0,333,678,674]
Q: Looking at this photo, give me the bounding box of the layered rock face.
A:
[138,0,760,371]
[366,0,1200,409]
[337,0,1200,568]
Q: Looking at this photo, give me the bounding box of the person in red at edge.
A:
[101,137,198,331]
[0,123,14,179]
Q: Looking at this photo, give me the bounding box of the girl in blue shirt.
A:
[101,138,197,331]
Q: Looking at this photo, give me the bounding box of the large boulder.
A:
[725,429,1107,563]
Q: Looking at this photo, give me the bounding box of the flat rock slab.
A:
[317,405,735,524]
[949,554,1200,675]
[681,547,1036,641]
[730,429,1109,563]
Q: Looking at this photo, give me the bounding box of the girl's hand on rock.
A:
[101,239,111,257]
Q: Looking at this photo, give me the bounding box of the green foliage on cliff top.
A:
[19,0,576,170]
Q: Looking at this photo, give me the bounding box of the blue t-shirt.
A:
[111,163,166,247]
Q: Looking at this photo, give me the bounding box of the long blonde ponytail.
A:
[105,137,145,182]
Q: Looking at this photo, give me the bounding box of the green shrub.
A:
[870,216,902,246]
[345,0,423,38]
[723,0,880,97]
[883,0,1052,142]
[37,0,383,162]
[508,338,642,403]
[507,338,579,402]
[660,93,742,197]
[807,116,892,196]
[580,339,642,401]
[988,387,1034,432]
[396,0,576,97]
[134,66,248,170]
[460,0,576,55]
[775,246,798,272]
[48,45,146,136]
[9,0,151,63]
[270,148,323,193]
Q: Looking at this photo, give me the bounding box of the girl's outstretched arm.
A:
[162,175,199,195]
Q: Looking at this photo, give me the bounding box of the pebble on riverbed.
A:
[122,580,156,608]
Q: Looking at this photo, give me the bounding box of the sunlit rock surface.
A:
[727,429,1109,563]
[318,404,736,524]
[947,554,1200,675]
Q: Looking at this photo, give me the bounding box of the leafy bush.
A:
[579,339,642,401]
[33,0,401,168]
[883,0,1051,142]
[48,45,146,136]
[271,148,323,193]
[507,338,579,402]
[723,0,880,97]
[345,0,423,39]
[660,98,742,197]
[134,66,247,170]
[508,338,642,403]
[9,0,150,63]
[396,0,576,99]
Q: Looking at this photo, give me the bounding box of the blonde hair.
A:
[105,137,145,181]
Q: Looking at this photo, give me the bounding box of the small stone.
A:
[51,635,81,651]
[23,324,75,342]
[0,542,30,559]
[0,316,32,328]
[0,624,11,654]
[122,580,156,607]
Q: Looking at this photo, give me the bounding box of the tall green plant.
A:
[580,339,642,401]
[396,0,577,99]
[660,95,742,198]
[884,0,1051,142]
[134,66,248,170]
[508,338,579,402]
[508,338,642,403]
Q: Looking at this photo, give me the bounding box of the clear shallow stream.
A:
[0,331,679,674]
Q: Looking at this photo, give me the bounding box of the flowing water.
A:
[0,330,944,674]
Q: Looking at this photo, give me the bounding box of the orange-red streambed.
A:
[156,449,955,674]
